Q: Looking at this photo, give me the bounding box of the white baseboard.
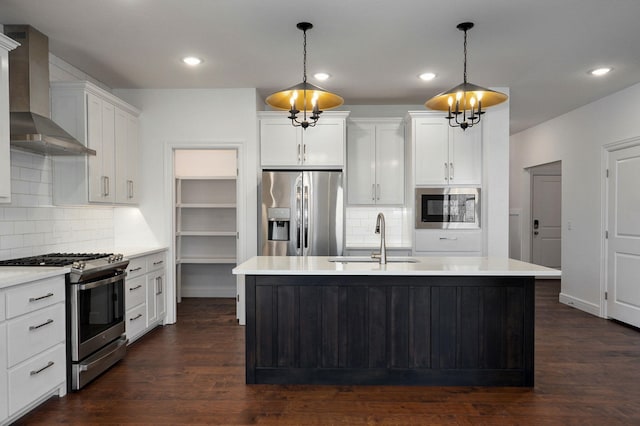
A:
[181,287,235,298]
[559,292,601,317]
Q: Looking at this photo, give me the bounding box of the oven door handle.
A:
[77,272,127,291]
[79,337,128,372]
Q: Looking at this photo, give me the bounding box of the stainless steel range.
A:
[0,252,129,390]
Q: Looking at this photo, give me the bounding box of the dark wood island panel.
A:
[245,275,534,386]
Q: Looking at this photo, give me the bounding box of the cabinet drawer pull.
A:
[30,361,55,376]
[439,237,458,240]
[129,266,142,272]
[129,284,143,291]
[29,318,54,331]
[153,260,164,266]
[29,292,54,302]
[130,313,143,321]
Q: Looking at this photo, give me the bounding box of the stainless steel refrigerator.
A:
[260,170,343,256]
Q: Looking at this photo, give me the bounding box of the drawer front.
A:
[126,304,147,341]
[8,343,66,416]
[414,230,482,252]
[0,290,5,321]
[126,256,147,279]
[147,251,166,272]
[6,276,65,319]
[7,303,65,368]
[125,276,146,311]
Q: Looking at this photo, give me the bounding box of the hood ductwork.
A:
[4,25,95,156]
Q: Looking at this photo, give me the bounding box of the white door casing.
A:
[531,175,562,268]
[606,144,640,328]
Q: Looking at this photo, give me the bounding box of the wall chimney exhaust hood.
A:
[4,25,95,156]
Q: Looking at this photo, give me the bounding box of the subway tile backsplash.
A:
[0,150,115,260]
[345,206,412,248]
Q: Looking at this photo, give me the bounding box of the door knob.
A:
[534,231,539,236]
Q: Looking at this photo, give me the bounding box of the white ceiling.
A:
[2,0,640,134]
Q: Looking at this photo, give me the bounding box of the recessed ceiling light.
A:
[314,72,330,81]
[419,72,436,81]
[589,67,611,76]
[182,56,203,66]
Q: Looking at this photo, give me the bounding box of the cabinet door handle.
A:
[153,260,164,266]
[156,276,163,295]
[444,163,448,181]
[130,313,143,321]
[30,361,55,376]
[102,176,110,196]
[439,237,458,240]
[376,183,380,200]
[303,144,307,162]
[372,184,375,201]
[129,266,142,272]
[297,143,301,163]
[128,180,134,199]
[129,284,142,291]
[29,319,54,331]
[29,292,54,302]
[449,162,454,180]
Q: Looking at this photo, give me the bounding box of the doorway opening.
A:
[173,148,238,301]
[529,161,562,270]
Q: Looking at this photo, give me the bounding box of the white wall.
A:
[510,81,640,316]
[113,88,259,322]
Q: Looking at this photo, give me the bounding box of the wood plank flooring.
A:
[14,280,640,425]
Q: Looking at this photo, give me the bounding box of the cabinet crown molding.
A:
[50,81,140,117]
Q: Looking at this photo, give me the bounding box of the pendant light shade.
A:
[425,22,507,130]
[266,22,343,129]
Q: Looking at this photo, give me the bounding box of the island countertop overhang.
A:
[232,256,561,277]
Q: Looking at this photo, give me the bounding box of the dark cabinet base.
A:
[245,275,535,387]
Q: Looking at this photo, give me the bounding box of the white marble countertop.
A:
[118,246,168,258]
[232,256,562,277]
[0,267,70,289]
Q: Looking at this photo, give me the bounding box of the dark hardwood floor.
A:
[14,280,640,425]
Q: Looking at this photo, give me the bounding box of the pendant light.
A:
[425,22,507,130]
[265,22,343,129]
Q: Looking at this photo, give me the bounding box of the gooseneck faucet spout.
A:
[373,212,387,264]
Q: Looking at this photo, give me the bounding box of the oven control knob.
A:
[108,255,116,263]
[72,261,86,270]
[115,253,123,261]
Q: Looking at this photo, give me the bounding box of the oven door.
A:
[69,272,126,362]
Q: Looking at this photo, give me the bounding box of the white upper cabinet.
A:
[259,111,349,168]
[0,35,19,204]
[411,112,482,186]
[347,118,404,205]
[50,81,140,205]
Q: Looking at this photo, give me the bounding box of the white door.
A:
[375,122,404,204]
[531,175,561,268]
[259,119,300,166]
[303,118,344,167]
[449,124,482,185]
[607,144,640,327]
[414,118,449,185]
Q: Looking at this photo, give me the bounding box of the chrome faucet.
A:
[373,212,387,264]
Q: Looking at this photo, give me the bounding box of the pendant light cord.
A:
[463,27,468,84]
[302,27,308,83]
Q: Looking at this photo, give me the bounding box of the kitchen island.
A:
[233,256,560,387]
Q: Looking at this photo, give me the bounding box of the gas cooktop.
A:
[0,252,113,267]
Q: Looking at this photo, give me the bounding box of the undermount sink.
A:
[328,256,419,264]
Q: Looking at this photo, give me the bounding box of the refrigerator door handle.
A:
[303,184,309,250]
[296,184,302,253]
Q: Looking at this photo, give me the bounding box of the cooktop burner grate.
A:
[0,252,113,267]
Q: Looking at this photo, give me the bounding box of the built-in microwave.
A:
[415,187,480,229]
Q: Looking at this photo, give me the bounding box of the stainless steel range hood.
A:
[4,25,95,156]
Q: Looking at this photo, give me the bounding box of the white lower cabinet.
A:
[125,250,167,344]
[1,275,67,425]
